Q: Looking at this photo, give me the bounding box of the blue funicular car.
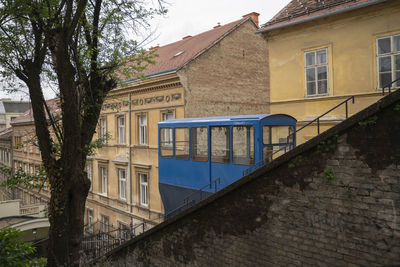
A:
[158,114,297,218]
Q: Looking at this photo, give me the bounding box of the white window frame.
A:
[138,114,147,145]
[100,117,107,144]
[87,209,93,233]
[376,34,400,89]
[23,136,27,152]
[117,221,130,240]
[117,115,125,144]
[139,173,148,207]
[29,136,33,153]
[101,214,109,233]
[304,48,329,97]
[162,112,174,147]
[100,166,107,195]
[118,168,126,200]
[87,164,92,190]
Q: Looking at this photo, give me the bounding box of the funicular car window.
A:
[232,125,254,165]
[211,126,230,163]
[191,127,208,161]
[160,127,173,157]
[175,127,189,160]
[263,125,294,162]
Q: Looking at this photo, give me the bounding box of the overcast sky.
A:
[0,0,292,100]
[147,0,291,47]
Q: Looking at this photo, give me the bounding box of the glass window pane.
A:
[306,68,315,82]
[379,56,392,72]
[175,128,189,160]
[211,126,230,163]
[305,52,315,66]
[307,81,316,95]
[233,126,254,165]
[396,72,400,86]
[263,146,273,163]
[271,126,291,144]
[395,55,400,71]
[263,126,271,144]
[378,38,391,54]
[191,127,208,161]
[394,35,400,52]
[162,112,173,121]
[318,80,328,94]
[160,128,173,157]
[317,50,327,64]
[380,73,392,88]
[317,66,327,80]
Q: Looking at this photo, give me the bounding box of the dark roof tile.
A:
[261,0,379,31]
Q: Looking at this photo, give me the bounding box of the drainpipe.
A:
[128,93,133,215]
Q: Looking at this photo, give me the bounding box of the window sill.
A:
[304,93,330,99]
[138,204,149,210]
[117,198,127,204]
[133,145,149,149]
[115,144,127,147]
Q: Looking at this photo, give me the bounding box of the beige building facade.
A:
[85,12,270,231]
[11,107,50,207]
[5,12,271,236]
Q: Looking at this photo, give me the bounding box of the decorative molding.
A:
[102,92,182,111]
[112,80,182,96]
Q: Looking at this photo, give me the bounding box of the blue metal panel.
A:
[158,114,297,217]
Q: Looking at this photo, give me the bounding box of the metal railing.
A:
[81,220,146,260]
[242,144,293,177]
[381,77,400,95]
[165,177,221,220]
[242,95,356,177]
[296,95,355,136]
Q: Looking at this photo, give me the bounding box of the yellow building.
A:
[85,12,270,232]
[10,101,56,206]
[0,127,13,200]
[257,0,400,144]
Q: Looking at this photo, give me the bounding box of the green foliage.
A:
[0,166,47,190]
[0,228,46,267]
[316,134,339,154]
[288,155,306,169]
[84,132,112,156]
[358,115,378,126]
[394,103,400,111]
[323,168,335,181]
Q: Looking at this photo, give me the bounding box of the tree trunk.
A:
[47,158,90,266]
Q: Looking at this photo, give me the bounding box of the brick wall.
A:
[96,91,400,266]
[178,19,269,118]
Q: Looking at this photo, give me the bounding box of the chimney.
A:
[213,22,221,29]
[182,35,192,40]
[242,12,260,27]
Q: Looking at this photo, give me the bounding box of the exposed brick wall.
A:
[178,19,269,118]
[96,91,400,266]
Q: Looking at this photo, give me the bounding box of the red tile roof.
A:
[11,99,59,125]
[0,127,13,138]
[259,0,382,32]
[122,16,254,81]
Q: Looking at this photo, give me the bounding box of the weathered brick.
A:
[97,86,400,267]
